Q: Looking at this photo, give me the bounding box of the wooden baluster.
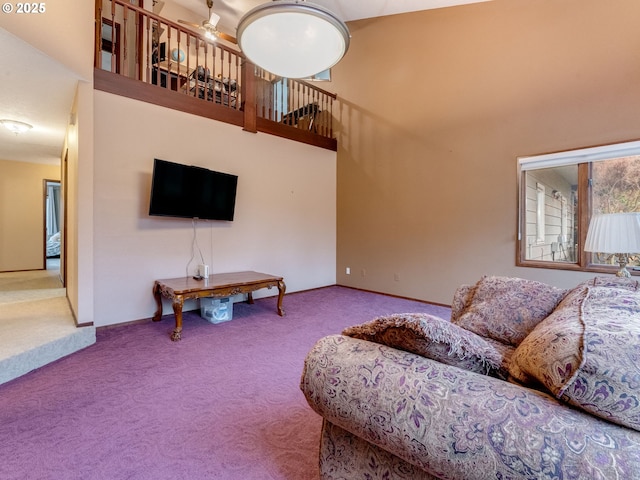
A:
[177,30,183,89]
[234,54,240,110]
[144,16,150,84]
[242,59,257,133]
[230,52,236,109]
[210,42,216,103]
[110,0,117,73]
[220,48,226,106]
[329,96,334,139]
[307,84,312,131]
[191,35,197,98]
[269,73,273,120]
[301,83,308,130]
[95,0,102,69]
[296,81,300,127]
[273,73,277,120]
[299,82,304,128]
[165,27,172,90]
[178,32,186,93]
[123,4,129,78]
[274,75,278,121]
[134,5,141,80]
[226,49,232,107]
[200,42,206,100]
[316,90,322,136]
[211,43,222,84]
[322,94,328,137]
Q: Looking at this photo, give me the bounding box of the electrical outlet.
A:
[394,273,400,282]
[346,267,351,275]
[361,268,366,277]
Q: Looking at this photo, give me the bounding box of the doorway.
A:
[44,180,62,277]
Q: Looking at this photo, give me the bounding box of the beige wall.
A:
[334,0,640,304]
[0,160,60,271]
[93,91,336,326]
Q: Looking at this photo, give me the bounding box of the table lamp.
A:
[584,212,640,277]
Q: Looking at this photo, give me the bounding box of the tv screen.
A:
[149,159,238,221]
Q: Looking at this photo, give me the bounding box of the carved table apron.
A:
[152,271,286,341]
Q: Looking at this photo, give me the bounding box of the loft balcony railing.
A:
[94,0,337,151]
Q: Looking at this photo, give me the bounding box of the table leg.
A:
[152,282,163,322]
[170,297,184,341]
[247,292,254,304]
[277,279,286,316]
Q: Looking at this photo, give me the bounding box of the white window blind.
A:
[518,140,640,171]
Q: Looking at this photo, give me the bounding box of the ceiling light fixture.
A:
[1,119,33,134]
[237,0,350,79]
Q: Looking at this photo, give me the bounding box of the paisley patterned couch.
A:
[300,276,640,479]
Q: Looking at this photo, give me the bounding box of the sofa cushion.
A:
[589,275,640,291]
[342,313,508,377]
[452,276,567,346]
[450,283,476,323]
[510,280,640,432]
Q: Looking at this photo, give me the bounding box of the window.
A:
[518,140,640,274]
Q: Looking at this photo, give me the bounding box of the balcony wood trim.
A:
[256,117,337,151]
[94,68,243,127]
[95,68,337,151]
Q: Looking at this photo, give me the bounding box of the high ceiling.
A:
[0,0,490,165]
[169,0,491,32]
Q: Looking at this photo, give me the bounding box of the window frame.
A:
[516,140,640,276]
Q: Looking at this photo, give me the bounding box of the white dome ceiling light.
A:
[237,0,350,79]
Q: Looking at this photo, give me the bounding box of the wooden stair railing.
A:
[94,0,337,151]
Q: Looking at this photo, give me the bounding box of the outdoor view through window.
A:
[519,142,640,273]
[590,157,640,267]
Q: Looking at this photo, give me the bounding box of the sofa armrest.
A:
[301,335,640,480]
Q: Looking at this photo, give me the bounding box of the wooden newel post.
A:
[241,59,257,133]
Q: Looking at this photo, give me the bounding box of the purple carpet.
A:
[0,286,450,480]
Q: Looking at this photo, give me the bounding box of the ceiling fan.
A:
[178,0,237,44]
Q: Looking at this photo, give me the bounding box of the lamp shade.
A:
[584,212,640,253]
[237,0,350,79]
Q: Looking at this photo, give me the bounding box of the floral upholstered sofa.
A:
[300,276,640,479]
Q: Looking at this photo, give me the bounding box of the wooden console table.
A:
[152,271,286,341]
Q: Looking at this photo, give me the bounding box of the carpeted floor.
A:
[0,266,95,385]
[0,286,450,480]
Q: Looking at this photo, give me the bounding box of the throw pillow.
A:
[450,284,476,323]
[342,313,507,377]
[510,283,640,432]
[507,285,586,386]
[453,276,567,346]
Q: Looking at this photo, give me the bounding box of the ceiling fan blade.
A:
[216,31,237,44]
[178,19,203,30]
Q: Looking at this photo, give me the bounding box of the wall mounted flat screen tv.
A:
[149,158,238,221]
